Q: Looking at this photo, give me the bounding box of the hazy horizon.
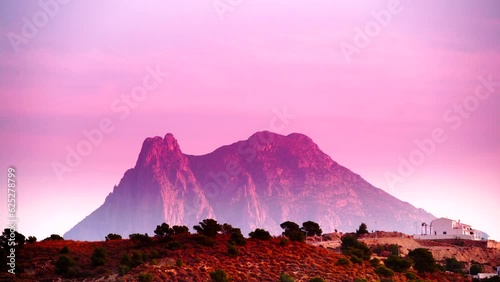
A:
[1,0,499,240]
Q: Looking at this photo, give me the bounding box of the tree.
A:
[194,219,222,237]
[91,247,107,266]
[172,225,189,235]
[248,228,272,240]
[469,264,483,275]
[221,223,233,235]
[407,248,437,273]
[340,235,371,260]
[154,223,173,238]
[27,236,37,244]
[280,221,305,242]
[43,234,64,241]
[0,228,25,249]
[445,257,464,273]
[301,221,322,236]
[229,228,246,246]
[384,255,412,272]
[105,233,122,241]
[356,223,369,237]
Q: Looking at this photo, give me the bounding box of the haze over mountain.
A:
[65,132,434,241]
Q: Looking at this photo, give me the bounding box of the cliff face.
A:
[64,131,434,241]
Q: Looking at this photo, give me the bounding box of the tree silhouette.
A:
[193,219,222,237]
[301,221,323,236]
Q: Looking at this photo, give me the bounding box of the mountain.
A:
[64,131,434,241]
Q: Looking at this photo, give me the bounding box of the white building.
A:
[413,218,487,241]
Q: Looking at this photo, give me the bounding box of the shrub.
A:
[444,257,464,273]
[91,247,107,266]
[405,272,418,280]
[120,254,132,266]
[118,265,130,276]
[172,225,190,235]
[370,258,380,267]
[131,251,144,267]
[279,272,295,282]
[166,241,182,250]
[356,223,369,237]
[340,235,371,260]
[176,258,184,267]
[469,264,483,275]
[375,265,394,277]
[60,246,70,254]
[138,272,153,282]
[248,228,272,240]
[105,233,122,241]
[384,255,411,272]
[227,243,239,256]
[27,236,37,244]
[279,236,289,247]
[54,254,76,275]
[350,255,363,265]
[354,279,368,282]
[194,234,217,247]
[336,257,350,266]
[210,269,231,282]
[129,233,152,245]
[43,234,64,241]
[310,277,325,282]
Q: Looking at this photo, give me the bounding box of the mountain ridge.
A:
[64,131,435,241]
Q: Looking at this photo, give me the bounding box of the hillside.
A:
[2,232,475,282]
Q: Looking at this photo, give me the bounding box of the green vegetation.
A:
[105,233,122,241]
[279,272,295,282]
[336,257,351,266]
[210,269,231,282]
[138,272,153,282]
[444,257,464,273]
[407,248,437,273]
[176,258,184,267]
[193,234,217,246]
[229,228,246,246]
[129,233,152,245]
[383,255,412,272]
[54,254,76,275]
[227,242,239,256]
[248,228,272,240]
[469,263,483,275]
[280,221,305,242]
[340,234,371,260]
[194,219,222,237]
[310,277,326,282]
[154,223,174,238]
[91,247,107,266]
[375,265,394,278]
[356,223,369,237]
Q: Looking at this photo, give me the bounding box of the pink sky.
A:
[1,0,499,240]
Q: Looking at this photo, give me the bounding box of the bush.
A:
[248,228,272,240]
[60,246,70,254]
[118,265,130,276]
[407,248,437,274]
[279,236,289,247]
[310,278,325,282]
[43,234,64,241]
[227,243,239,257]
[138,272,153,282]
[105,233,122,241]
[340,235,371,260]
[210,269,231,282]
[172,225,190,235]
[384,255,411,272]
[27,236,37,244]
[350,255,363,265]
[91,247,107,266]
[375,265,394,277]
[129,233,152,245]
[166,241,182,250]
[370,258,380,267]
[336,257,350,266]
[54,254,76,275]
[131,251,144,267]
[229,228,246,246]
[120,254,132,266]
[279,272,295,282]
[445,257,464,273]
[354,279,367,282]
[405,272,418,280]
[176,258,184,267]
[469,264,483,275]
[356,223,369,237]
[193,234,216,247]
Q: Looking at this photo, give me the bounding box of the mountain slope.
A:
[64,131,434,241]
